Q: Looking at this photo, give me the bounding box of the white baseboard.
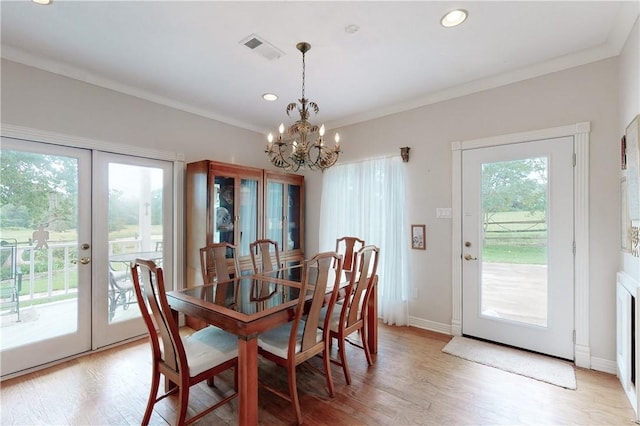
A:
[590,356,617,375]
[408,316,451,335]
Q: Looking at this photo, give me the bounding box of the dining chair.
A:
[249,238,282,274]
[335,236,365,279]
[320,245,379,385]
[257,251,344,425]
[200,243,242,307]
[131,259,238,426]
[199,242,241,283]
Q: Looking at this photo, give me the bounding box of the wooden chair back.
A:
[249,239,282,274]
[293,251,343,360]
[335,236,365,275]
[343,245,380,328]
[199,242,240,284]
[131,259,184,377]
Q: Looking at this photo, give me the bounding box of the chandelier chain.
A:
[301,50,306,100]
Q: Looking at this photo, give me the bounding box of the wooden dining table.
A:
[166,264,378,426]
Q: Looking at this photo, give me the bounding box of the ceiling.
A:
[1,1,638,134]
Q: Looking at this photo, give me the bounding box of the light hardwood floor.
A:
[0,324,635,425]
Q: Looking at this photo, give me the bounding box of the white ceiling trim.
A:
[329,41,620,129]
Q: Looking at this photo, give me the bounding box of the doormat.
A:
[442,336,576,390]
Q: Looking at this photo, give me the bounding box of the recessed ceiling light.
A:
[32,0,52,4]
[262,93,278,101]
[441,9,468,28]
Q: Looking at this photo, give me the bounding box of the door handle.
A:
[72,257,91,265]
[464,254,477,261]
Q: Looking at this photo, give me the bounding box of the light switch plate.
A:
[436,208,452,219]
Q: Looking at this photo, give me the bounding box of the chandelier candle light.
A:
[266,42,341,172]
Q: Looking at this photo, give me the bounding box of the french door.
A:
[461,136,575,360]
[0,138,174,377]
[0,138,92,376]
[92,151,174,348]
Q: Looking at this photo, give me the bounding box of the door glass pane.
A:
[481,157,548,327]
[213,176,234,245]
[108,163,164,323]
[0,150,79,349]
[239,178,258,257]
[288,184,301,250]
[266,182,284,247]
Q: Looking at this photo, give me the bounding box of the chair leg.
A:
[288,363,303,425]
[361,325,373,366]
[176,381,189,426]
[324,338,336,395]
[142,367,160,426]
[338,335,352,385]
[233,365,238,392]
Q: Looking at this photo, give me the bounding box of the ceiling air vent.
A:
[239,34,285,61]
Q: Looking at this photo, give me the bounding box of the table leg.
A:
[367,276,378,354]
[238,336,258,426]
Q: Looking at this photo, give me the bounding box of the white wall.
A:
[306,56,622,363]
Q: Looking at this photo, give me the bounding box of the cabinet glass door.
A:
[213,175,235,246]
[212,174,260,258]
[238,178,259,257]
[266,181,284,249]
[287,183,302,251]
[264,172,303,259]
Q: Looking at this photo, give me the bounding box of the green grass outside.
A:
[483,244,547,264]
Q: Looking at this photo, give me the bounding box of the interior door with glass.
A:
[461,136,574,360]
[92,152,173,348]
[0,137,92,377]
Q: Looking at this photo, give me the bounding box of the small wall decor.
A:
[631,225,640,257]
[411,224,426,249]
[622,135,627,170]
[400,147,410,162]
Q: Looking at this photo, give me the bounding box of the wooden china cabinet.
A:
[185,160,304,290]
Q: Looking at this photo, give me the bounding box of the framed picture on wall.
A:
[411,224,426,250]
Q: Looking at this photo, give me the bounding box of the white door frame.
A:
[451,122,591,368]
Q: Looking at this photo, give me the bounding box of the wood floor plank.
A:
[0,323,635,425]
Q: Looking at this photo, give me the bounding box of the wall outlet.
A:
[411,287,418,299]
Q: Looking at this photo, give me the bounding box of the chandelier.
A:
[265,42,341,172]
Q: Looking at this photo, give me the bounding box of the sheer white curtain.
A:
[319,156,409,326]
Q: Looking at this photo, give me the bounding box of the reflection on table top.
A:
[172,264,349,319]
[109,251,163,263]
[176,274,305,318]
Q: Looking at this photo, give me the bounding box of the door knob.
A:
[73,257,91,264]
[464,254,477,261]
